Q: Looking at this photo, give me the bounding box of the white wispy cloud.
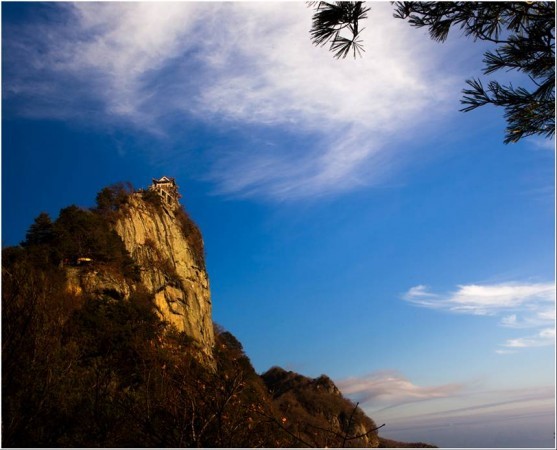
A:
[403,281,556,350]
[192,2,459,199]
[503,327,556,348]
[500,308,556,329]
[194,3,449,130]
[5,2,200,126]
[403,282,555,315]
[3,2,464,201]
[494,348,518,355]
[336,371,463,409]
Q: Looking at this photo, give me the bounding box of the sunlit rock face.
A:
[65,266,131,300]
[113,192,214,360]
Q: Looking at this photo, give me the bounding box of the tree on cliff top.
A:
[310,1,555,143]
[22,212,54,247]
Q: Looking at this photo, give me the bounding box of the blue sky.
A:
[2,1,555,447]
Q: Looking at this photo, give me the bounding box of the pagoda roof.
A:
[152,176,176,185]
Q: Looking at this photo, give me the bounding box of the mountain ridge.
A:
[2,178,436,448]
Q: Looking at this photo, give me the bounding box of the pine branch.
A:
[311,1,555,143]
[309,1,370,59]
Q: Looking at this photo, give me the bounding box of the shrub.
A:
[95,182,134,217]
[174,206,206,270]
[140,188,163,214]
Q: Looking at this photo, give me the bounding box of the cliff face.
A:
[60,179,214,361]
[113,193,214,358]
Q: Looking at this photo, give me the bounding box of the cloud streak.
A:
[403,282,555,315]
[3,2,463,201]
[503,327,555,348]
[192,2,458,200]
[375,384,555,433]
[337,372,554,446]
[403,282,556,350]
[337,371,463,410]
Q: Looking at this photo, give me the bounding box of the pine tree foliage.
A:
[310,1,555,144]
[22,212,54,247]
[309,1,371,58]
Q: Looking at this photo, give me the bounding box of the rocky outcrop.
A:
[65,266,130,300]
[61,181,214,362]
[262,367,381,447]
[113,193,214,359]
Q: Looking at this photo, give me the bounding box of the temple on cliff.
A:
[150,176,181,205]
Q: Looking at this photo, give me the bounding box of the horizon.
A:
[2,1,555,448]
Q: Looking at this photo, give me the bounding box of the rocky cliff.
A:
[113,192,214,358]
[64,180,214,361]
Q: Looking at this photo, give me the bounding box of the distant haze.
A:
[382,409,555,448]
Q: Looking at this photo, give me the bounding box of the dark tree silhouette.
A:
[310,1,371,58]
[95,182,134,215]
[310,1,555,143]
[22,212,54,247]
